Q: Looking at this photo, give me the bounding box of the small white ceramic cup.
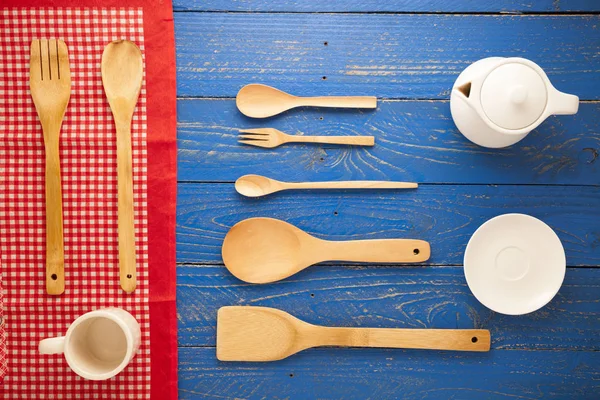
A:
[39,308,141,380]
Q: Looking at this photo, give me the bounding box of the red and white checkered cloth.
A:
[0,8,151,398]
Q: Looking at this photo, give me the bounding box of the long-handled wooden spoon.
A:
[101,40,143,293]
[222,217,430,283]
[217,306,491,361]
[235,174,418,197]
[30,39,71,295]
[236,84,377,118]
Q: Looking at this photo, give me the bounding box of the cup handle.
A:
[39,336,66,355]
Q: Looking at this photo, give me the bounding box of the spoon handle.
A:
[286,135,374,146]
[116,120,137,293]
[288,181,418,190]
[322,239,430,263]
[310,327,490,352]
[301,96,377,109]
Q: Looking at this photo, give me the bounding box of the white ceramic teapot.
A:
[450,57,579,148]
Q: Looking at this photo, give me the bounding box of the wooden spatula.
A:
[217,306,491,361]
[101,40,143,293]
[30,39,71,295]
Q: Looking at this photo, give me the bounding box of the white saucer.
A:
[464,213,566,315]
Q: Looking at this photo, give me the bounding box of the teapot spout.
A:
[548,87,579,115]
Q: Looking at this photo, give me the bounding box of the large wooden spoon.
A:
[236,84,377,118]
[217,306,491,361]
[235,174,418,197]
[221,217,430,283]
[101,40,143,293]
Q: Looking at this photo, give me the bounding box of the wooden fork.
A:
[30,39,71,295]
[238,128,375,148]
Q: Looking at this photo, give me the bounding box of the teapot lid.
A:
[480,63,547,130]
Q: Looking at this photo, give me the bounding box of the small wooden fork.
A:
[238,128,375,148]
[30,39,71,295]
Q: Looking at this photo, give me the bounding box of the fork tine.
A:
[56,40,71,83]
[239,134,269,141]
[30,39,42,81]
[48,39,59,80]
[239,139,271,148]
[238,128,269,135]
[40,39,51,80]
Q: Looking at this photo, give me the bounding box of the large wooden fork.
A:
[30,39,71,295]
[239,128,374,148]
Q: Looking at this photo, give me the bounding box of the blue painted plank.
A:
[176,265,600,350]
[175,14,600,99]
[174,0,600,13]
[177,99,600,185]
[176,183,600,265]
[178,347,600,399]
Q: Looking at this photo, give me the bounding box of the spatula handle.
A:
[302,96,377,109]
[116,122,137,293]
[44,137,65,295]
[314,327,490,352]
[322,239,430,263]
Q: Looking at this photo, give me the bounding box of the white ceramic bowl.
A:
[464,213,566,315]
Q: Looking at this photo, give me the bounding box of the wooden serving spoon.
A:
[217,306,491,361]
[221,217,430,283]
[101,40,143,293]
[236,84,377,118]
[235,174,418,197]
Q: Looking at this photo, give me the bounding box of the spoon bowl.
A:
[222,217,430,283]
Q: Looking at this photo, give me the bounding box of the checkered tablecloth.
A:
[0,8,151,398]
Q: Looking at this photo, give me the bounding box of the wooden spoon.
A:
[101,40,143,293]
[222,217,430,283]
[217,306,491,361]
[236,84,377,118]
[235,174,418,197]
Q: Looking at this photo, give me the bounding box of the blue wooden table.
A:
[173,1,600,398]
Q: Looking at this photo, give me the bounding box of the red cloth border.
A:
[2,1,178,399]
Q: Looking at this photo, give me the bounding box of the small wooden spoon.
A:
[217,306,491,361]
[235,174,418,197]
[236,84,377,118]
[101,40,143,293]
[222,217,430,283]
[235,175,419,197]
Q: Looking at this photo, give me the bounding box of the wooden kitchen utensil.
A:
[30,39,71,295]
[236,84,377,118]
[101,40,143,293]
[235,174,418,197]
[217,306,491,361]
[222,217,430,283]
[239,128,374,148]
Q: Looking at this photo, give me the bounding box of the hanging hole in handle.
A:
[471,337,478,343]
[51,274,57,280]
[413,248,420,255]
[127,274,132,279]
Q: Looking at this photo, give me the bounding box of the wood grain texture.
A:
[174,0,600,13]
[176,183,600,265]
[177,100,600,184]
[174,14,600,99]
[177,265,600,350]
[178,347,600,399]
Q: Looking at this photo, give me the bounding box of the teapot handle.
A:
[548,88,579,115]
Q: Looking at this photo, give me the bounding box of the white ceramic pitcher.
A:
[450,57,579,148]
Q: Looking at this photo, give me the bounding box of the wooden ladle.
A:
[236,84,377,118]
[217,306,491,361]
[235,174,418,197]
[221,217,430,283]
[101,40,143,293]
